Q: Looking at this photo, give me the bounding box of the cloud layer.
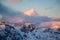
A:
[0,4,60,29]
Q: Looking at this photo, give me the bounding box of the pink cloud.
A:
[8,0,22,3]
[39,21,60,29]
[7,17,25,23]
[51,16,58,19]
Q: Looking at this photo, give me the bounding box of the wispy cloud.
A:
[40,21,60,29]
[7,17,24,23]
[8,0,22,3]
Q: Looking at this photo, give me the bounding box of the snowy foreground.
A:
[0,24,60,40]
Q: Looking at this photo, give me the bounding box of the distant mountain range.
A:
[0,3,60,29]
[0,22,60,40]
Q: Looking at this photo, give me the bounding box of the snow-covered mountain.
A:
[0,4,53,27]
[0,3,60,29]
[24,8,38,16]
[0,22,60,40]
[0,2,60,40]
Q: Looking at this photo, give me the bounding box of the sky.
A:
[1,0,60,18]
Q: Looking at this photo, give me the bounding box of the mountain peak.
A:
[24,8,37,16]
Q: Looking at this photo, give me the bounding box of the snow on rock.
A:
[0,23,60,40]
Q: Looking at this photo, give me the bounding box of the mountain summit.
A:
[24,9,37,16]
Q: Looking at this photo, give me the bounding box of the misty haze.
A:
[0,0,60,40]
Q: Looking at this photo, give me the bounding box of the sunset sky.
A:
[1,0,60,18]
